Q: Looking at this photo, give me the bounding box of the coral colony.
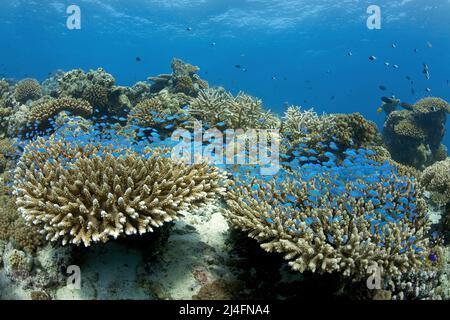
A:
[0,58,449,300]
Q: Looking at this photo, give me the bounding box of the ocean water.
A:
[1,0,449,147]
[1,0,450,302]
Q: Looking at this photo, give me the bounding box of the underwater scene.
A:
[0,0,450,303]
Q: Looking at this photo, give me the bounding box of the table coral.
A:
[13,120,227,247]
[223,148,441,278]
[14,78,42,103]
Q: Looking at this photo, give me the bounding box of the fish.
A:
[135,57,141,62]
[427,41,433,48]
[210,42,216,46]
[400,102,414,111]
[392,43,396,48]
[423,63,430,80]
[235,65,242,69]
[426,88,431,92]
[347,51,353,56]
[377,107,383,113]
[378,85,387,91]
[186,27,192,31]
[392,64,399,69]
[411,88,415,95]
[384,62,390,66]
[369,55,377,61]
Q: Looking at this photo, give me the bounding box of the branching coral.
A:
[224,149,440,278]
[13,123,227,247]
[282,106,380,162]
[14,78,42,103]
[189,88,280,129]
[27,97,93,125]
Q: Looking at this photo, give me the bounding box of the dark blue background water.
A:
[1,0,449,150]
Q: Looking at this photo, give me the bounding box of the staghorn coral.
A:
[223,148,440,278]
[383,97,449,169]
[189,88,280,129]
[14,78,42,103]
[420,158,450,205]
[27,97,93,125]
[13,129,227,247]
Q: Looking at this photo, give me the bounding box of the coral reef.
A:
[383,97,449,169]
[13,123,227,246]
[282,105,381,162]
[0,138,17,174]
[14,79,42,104]
[223,148,440,278]
[189,87,280,129]
[127,90,192,130]
[149,58,209,97]
[27,97,93,126]
[421,158,450,205]
[0,195,46,253]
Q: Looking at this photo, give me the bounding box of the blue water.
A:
[1,0,449,149]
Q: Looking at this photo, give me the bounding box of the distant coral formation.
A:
[128,90,192,130]
[14,79,42,103]
[189,87,280,129]
[13,128,227,246]
[383,97,449,170]
[282,106,380,161]
[149,58,209,97]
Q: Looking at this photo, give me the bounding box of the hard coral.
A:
[149,58,209,97]
[224,149,439,278]
[189,88,280,129]
[420,158,450,205]
[282,106,380,161]
[13,131,227,247]
[383,97,449,169]
[14,78,42,103]
[128,91,192,129]
[28,97,93,125]
[0,195,46,253]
